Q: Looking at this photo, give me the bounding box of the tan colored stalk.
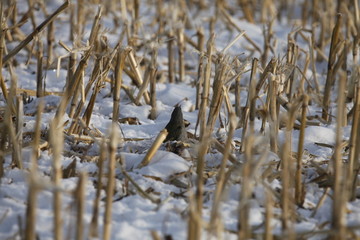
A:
[235,72,242,120]
[125,50,141,80]
[248,58,258,132]
[76,0,84,37]
[113,49,126,122]
[69,67,85,119]
[286,39,294,65]
[322,13,342,122]
[61,6,102,119]
[0,132,4,179]
[120,0,128,23]
[195,54,205,110]
[268,74,279,153]
[7,65,21,167]
[155,1,165,35]
[50,111,65,240]
[2,109,12,159]
[301,0,309,26]
[167,30,175,83]
[209,113,236,236]
[75,172,87,240]
[3,0,69,64]
[89,140,106,237]
[256,58,277,135]
[256,58,276,95]
[223,86,234,119]
[67,52,76,88]
[238,0,254,23]
[89,6,102,47]
[311,0,319,23]
[83,45,119,127]
[355,0,360,30]
[197,34,214,140]
[103,123,118,240]
[151,231,161,240]
[295,95,308,206]
[280,98,302,237]
[55,47,92,119]
[285,41,298,101]
[31,100,44,166]
[82,54,101,97]
[138,129,168,168]
[68,8,103,119]
[177,27,185,82]
[149,49,158,120]
[187,195,196,240]
[132,0,139,34]
[36,39,44,97]
[135,67,151,106]
[348,81,360,201]
[313,12,327,62]
[27,0,37,29]
[12,96,23,168]
[46,21,54,68]
[8,3,16,24]
[149,66,157,119]
[264,188,273,240]
[300,52,310,93]
[0,1,8,102]
[25,101,44,240]
[126,48,150,104]
[261,20,274,67]
[332,41,348,92]
[238,134,254,240]
[197,27,205,53]
[241,58,258,152]
[331,72,347,240]
[187,192,203,240]
[67,55,101,134]
[80,69,85,104]
[206,56,228,134]
[308,35,320,93]
[194,134,211,240]
[82,75,102,127]
[69,2,75,41]
[8,65,18,115]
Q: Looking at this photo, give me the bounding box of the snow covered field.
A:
[1,0,360,239]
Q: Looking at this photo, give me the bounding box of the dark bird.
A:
[165,106,187,142]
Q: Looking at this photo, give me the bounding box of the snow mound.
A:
[123,151,190,181]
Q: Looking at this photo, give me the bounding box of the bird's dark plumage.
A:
[165,106,187,142]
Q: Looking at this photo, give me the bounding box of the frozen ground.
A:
[1,1,360,240]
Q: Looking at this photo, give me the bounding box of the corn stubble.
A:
[0,0,359,239]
